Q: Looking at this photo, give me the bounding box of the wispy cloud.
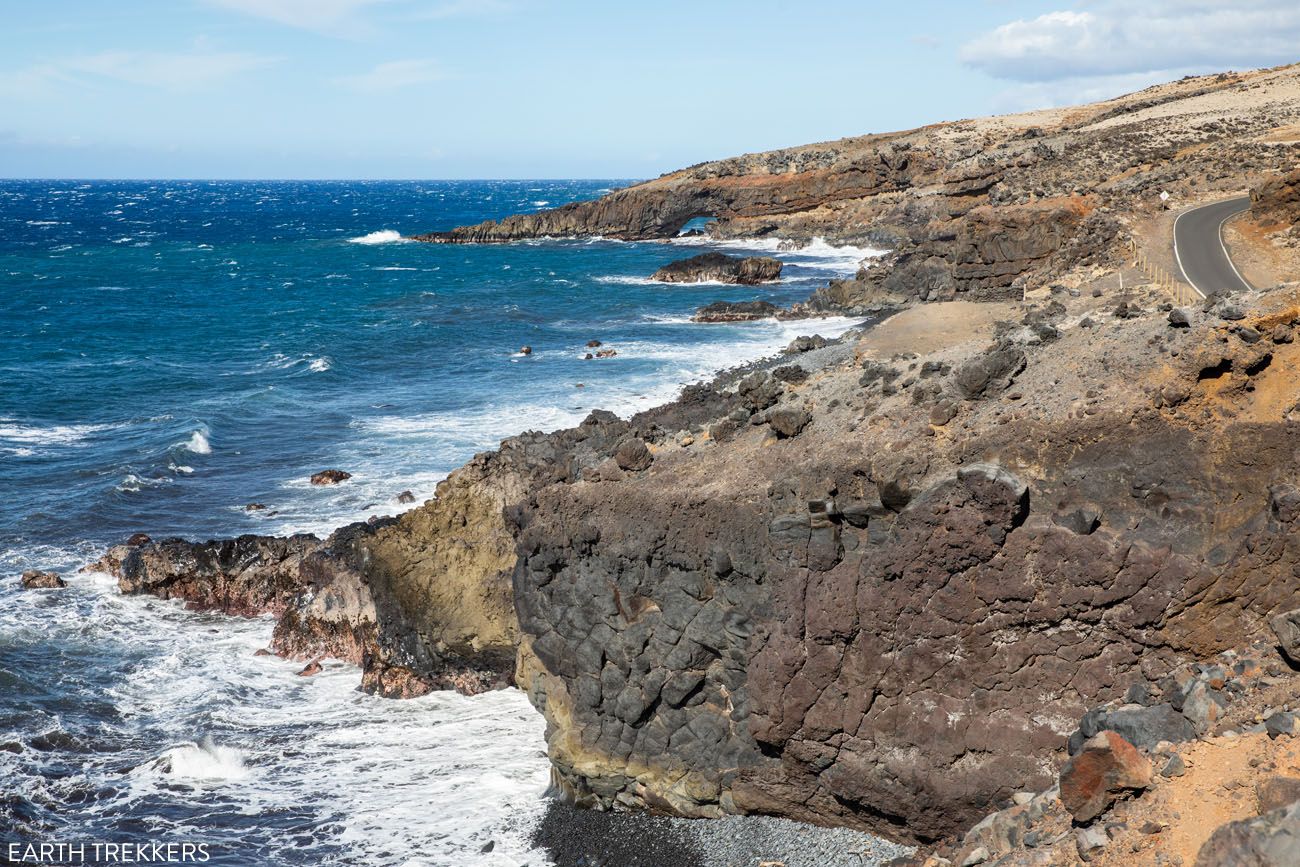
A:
[336,58,447,92]
[204,0,389,35]
[205,0,515,34]
[962,1,1300,83]
[0,49,276,97]
[418,0,514,20]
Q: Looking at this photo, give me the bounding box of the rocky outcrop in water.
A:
[691,301,783,323]
[19,570,65,590]
[651,253,783,285]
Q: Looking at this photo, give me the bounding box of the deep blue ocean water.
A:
[0,180,871,865]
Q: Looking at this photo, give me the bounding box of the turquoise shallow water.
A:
[0,180,871,864]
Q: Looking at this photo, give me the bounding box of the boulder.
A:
[396,491,416,504]
[768,408,810,438]
[20,570,65,590]
[1168,308,1192,328]
[1058,731,1152,822]
[1266,712,1297,739]
[953,343,1027,400]
[126,533,152,546]
[614,439,653,472]
[1219,303,1247,322]
[310,469,352,486]
[1269,609,1300,664]
[1195,800,1300,866]
[772,365,809,384]
[652,252,783,285]
[785,335,829,354]
[1069,703,1196,753]
[1257,776,1300,814]
[930,400,959,426]
[519,346,533,355]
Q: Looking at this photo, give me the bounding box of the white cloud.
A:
[336,58,447,92]
[204,0,389,34]
[962,1,1300,83]
[0,50,275,97]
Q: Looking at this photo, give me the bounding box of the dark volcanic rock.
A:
[692,301,781,323]
[1195,800,1300,867]
[768,408,810,438]
[1068,703,1196,753]
[952,343,1027,399]
[614,439,653,472]
[1270,608,1300,665]
[652,253,783,285]
[20,570,65,590]
[310,469,352,486]
[106,534,323,617]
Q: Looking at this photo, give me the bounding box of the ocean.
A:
[0,180,873,865]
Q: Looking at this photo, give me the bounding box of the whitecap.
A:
[595,275,763,287]
[348,230,409,245]
[157,737,249,782]
[307,358,332,373]
[0,420,121,447]
[667,235,883,274]
[184,431,212,455]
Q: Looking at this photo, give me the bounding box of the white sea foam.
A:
[0,420,122,447]
[373,266,418,271]
[307,357,332,373]
[184,431,212,454]
[668,235,883,273]
[117,473,171,493]
[348,229,409,245]
[0,576,551,865]
[160,738,249,782]
[595,275,753,287]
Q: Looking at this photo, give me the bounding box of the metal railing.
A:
[1129,238,1204,306]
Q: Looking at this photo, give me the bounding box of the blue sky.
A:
[2,1,1297,179]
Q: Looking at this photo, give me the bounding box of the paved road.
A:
[1174,196,1253,297]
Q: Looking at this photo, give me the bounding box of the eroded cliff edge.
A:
[84,65,1300,847]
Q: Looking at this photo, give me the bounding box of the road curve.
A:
[1173,196,1253,297]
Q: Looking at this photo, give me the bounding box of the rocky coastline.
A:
[57,64,1300,864]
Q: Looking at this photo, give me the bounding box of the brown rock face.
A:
[509,295,1300,842]
[1059,731,1152,822]
[1251,168,1300,227]
[651,253,783,285]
